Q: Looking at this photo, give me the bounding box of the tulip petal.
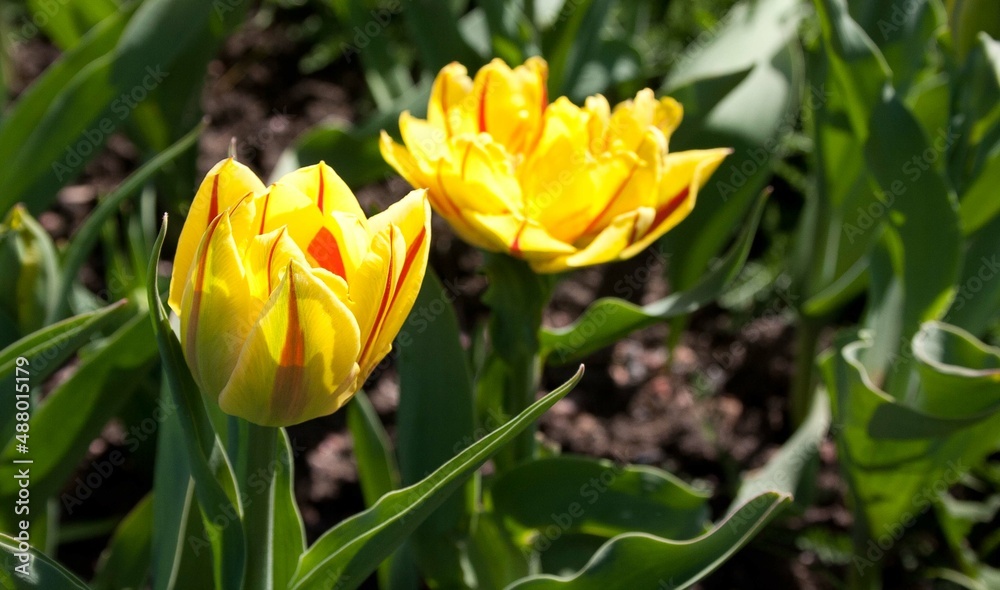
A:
[275,161,365,218]
[243,227,309,303]
[620,148,731,259]
[428,62,474,137]
[169,158,265,314]
[464,212,574,261]
[218,261,361,427]
[179,213,258,402]
[400,112,449,163]
[355,190,431,377]
[532,211,642,273]
[471,57,548,154]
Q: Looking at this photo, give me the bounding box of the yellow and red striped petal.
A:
[218,261,361,426]
[179,213,258,402]
[427,62,475,137]
[620,148,730,259]
[169,158,265,313]
[275,161,366,219]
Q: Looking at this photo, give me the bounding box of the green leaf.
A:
[543,0,611,99]
[821,323,1000,536]
[863,93,962,384]
[289,367,585,590]
[0,0,220,214]
[0,534,90,589]
[151,384,211,590]
[401,0,480,73]
[48,122,203,323]
[811,0,891,140]
[503,491,791,590]
[542,193,765,364]
[271,124,391,190]
[948,0,1000,60]
[395,270,478,587]
[146,217,245,590]
[943,213,1000,334]
[0,299,127,384]
[348,392,400,507]
[92,494,154,590]
[491,456,711,542]
[26,0,118,50]
[663,0,802,90]
[959,141,1000,235]
[0,312,157,506]
[271,429,307,590]
[0,13,128,212]
[733,389,830,506]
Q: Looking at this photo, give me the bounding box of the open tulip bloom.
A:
[168,159,430,427]
[380,57,731,273]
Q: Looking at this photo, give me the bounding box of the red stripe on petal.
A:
[510,221,527,258]
[478,72,491,133]
[185,216,222,372]
[207,175,220,225]
[272,269,307,423]
[360,227,396,366]
[258,192,271,235]
[307,226,347,279]
[388,226,426,312]
[317,166,325,213]
[651,186,690,230]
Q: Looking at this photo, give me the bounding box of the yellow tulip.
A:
[168,159,431,426]
[380,57,731,273]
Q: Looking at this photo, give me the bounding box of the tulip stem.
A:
[241,421,279,590]
[483,253,554,471]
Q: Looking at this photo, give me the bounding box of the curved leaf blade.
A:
[503,491,791,590]
[290,367,586,590]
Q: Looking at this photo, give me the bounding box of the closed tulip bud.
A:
[168,159,430,426]
[380,57,731,273]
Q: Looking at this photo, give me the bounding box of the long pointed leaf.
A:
[290,367,585,590]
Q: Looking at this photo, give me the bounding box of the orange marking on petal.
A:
[207,175,220,225]
[307,226,347,279]
[271,269,307,423]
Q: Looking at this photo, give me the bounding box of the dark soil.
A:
[7,6,871,589]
